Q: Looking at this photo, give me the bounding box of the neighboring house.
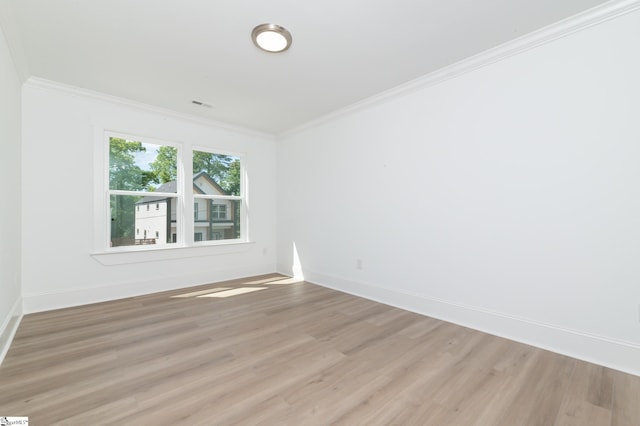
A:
[135,171,237,244]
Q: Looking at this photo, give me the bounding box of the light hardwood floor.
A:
[1,274,639,425]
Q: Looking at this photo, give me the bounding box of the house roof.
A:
[193,171,227,195]
[136,172,226,204]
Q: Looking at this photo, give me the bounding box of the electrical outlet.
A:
[262,247,268,256]
[356,259,363,270]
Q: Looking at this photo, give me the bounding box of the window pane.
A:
[110,194,178,247]
[193,199,241,242]
[109,137,177,192]
[193,150,241,196]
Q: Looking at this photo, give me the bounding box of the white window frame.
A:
[92,129,250,262]
[191,146,246,245]
[102,131,184,251]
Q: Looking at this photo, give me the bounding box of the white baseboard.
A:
[23,264,277,314]
[290,268,640,377]
[0,297,23,366]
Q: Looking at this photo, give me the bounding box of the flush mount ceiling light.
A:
[251,23,292,53]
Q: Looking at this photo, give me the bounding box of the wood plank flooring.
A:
[1,274,639,425]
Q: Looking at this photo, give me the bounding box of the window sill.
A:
[91,241,255,265]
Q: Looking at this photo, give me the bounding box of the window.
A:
[103,133,246,251]
[108,135,179,248]
[211,204,227,220]
[192,149,243,243]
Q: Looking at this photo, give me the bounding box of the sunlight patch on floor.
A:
[241,276,303,286]
[197,287,268,298]
[171,287,232,298]
[242,277,288,285]
[170,276,302,299]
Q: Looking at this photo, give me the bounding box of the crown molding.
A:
[280,0,640,138]
[24,77,277,141]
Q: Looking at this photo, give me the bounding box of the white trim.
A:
[194,194,242,201]
[91,240,255,265]
[23,264,274,314]
[176,138,186,246]
[18,2,640,140]
[24,77,276,140]
[280,0,640,138]
[193,145,247,159]
[94,125,107,253]
[0,297,23,366]
[109,190,178,197]
[287,268,640,377]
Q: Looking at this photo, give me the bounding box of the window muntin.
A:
[192,150,243,243]
[211,204,227,220]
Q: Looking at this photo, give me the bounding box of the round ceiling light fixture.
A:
[251,23,292,53]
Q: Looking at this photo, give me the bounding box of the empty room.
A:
[1,0,639,424]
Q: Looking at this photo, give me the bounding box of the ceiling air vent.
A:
[191,100,213,108]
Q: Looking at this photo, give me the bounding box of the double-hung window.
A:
[192,149,243,243]
[103,133,245,251]
[108,135,180,248]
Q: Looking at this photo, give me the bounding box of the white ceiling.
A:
[5,0,611,134]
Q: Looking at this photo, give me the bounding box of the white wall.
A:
[277,9,640,375]
[0,18,23,363]
[21,81,278,312]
